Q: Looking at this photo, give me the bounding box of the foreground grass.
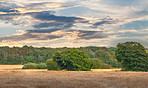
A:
[0,70,148,88]
[0,65,148,88]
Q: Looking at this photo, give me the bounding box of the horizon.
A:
[0,0,148,48]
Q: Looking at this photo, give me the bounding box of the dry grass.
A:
[0,65,23,70]
[91,68,122,72]
[0,65,148,88]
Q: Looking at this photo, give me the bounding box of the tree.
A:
[25,56,34,63]
[95,49,106,58]
[115,42,148,71]
[90,58,103,69]
[46,59,58,70]
[52,49,92,71]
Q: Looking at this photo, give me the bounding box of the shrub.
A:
[36,63,47,69]
[102,64,112,69]
[22,63,37,69]
[46,59,59,70]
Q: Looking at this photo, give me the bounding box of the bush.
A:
[22,62,47,69]
[36,63,47,69]
[90,58,103,69]
[46,59,59,70]
[53,49,92,71]
[22,63,37,69]
[102,64,112,69]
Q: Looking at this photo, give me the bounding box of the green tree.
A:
[25,56,34,63]
[46,59,58,70]
[3,53,8,64]
[90,58,103,69]
[115,42,148,71]
[95,49,106,58]
[53,49,92,71]
[20,55,25,64]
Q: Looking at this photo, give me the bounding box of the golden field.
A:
[0,65,24,70]
[0,65,148,88]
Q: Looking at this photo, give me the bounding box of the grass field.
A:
[0,65,148,88]
[0,65,23,70]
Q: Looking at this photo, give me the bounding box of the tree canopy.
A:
[115,42,148,71]
[52,49,92,71]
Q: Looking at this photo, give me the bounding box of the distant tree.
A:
[3,53,8,64]
[20,55,25,64]
[115,42,148,71]
[95,49,106,58]
[25,56,34,63]
[53,49,92,71]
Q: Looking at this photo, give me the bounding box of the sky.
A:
[0,0,148,48]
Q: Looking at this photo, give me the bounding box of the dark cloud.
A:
[0,8,18,13]
[0,9,87,29]
[27,11,88,29]
[0,1,20,13]
[33,23,63,28]
[93,20,111,26]
[33,22,73,29]
[0,29,63,42]
[78,30,108,39]
[33,11,84,23]
[0,2,21,16]
[0,13,21,16]
[68,30,108,39]
[0,33,37,42]
[92,16,122,28]
[0,2,22,22]
[0,29,108,43]
[28,29,61,33]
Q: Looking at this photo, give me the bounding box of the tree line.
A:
[0,45,121,68]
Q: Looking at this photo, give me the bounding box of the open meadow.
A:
[0,65,148,88]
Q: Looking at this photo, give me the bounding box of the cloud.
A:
[0,0,148,48]
[80,0,148,18]
[0,29,112,47]
[0,29,64,42]
[14,1,80,13]
[0,0,88,30]
[17,2,64,7]
[33,22,74,29]
[32,11,87,23]
[92,16,125,28]
[76,30,108,39]
[0,0,84,27]
[28,29,62,33]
